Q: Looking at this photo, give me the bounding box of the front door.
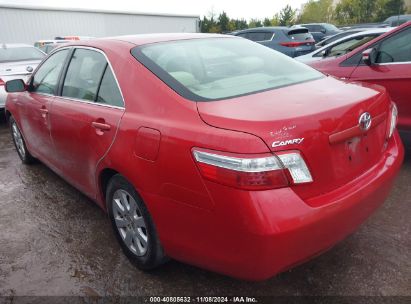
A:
[20,49,70,160]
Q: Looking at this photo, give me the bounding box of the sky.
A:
[0,0,307,20]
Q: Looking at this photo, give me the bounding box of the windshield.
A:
[0,47,45,63]
[132,38,323,101]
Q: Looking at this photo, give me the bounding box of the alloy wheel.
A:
[112,189,148,256]
[11,121,26,159]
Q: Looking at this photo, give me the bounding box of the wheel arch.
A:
[98,168,120,209]
[5,109,11,122]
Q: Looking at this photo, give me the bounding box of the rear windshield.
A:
[131,38,323,101]
[287,29,313,41]
[0,47,45,63]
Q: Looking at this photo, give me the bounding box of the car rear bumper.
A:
[154,132,403,281]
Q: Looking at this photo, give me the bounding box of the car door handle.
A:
[39,108,48,114]
[92,121,111,131]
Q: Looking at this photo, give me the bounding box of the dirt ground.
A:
[0,119,410,298]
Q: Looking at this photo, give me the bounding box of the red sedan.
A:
[308,21,411,145]
[5,34,403,280]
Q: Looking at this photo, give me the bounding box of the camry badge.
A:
[272,138,304,148]
[359,112,372,132]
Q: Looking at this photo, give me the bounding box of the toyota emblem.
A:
[26,66,33,73]
[359,112,372,132]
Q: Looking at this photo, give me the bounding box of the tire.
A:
[9,116,35,164]
[107,174,167,270]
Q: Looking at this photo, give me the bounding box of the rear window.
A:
[131,37,323,101]
[244,32,273,42]
[287,29,313,41]
[0,47,45,63]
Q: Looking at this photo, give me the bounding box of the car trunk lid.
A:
[197,77,390,204]
[0,60,41,79]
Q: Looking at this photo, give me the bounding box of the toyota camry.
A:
[4,34,403,280]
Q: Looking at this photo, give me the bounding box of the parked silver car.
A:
[0,44,46,110]
[296,28,392,64]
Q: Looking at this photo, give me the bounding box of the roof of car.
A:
[103,33,232,46]
[236,27,289,32]
[299,23,329,25]
[1,43,37,48]
[384,14,411,21]
[315,27,393,52]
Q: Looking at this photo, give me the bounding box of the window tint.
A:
[31,49,69,95]
[62,49,107,101]
[97,66,124,107]
[377,28,411,63]
[246,32,273,42]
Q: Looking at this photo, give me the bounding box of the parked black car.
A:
[295,23,341,42]
[384,14,411,26]
[233,27,316,57]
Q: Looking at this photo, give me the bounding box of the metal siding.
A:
[0,7,199,44]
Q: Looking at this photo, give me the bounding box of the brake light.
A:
[387,103,398,138]
[192,149,312,190]
[0,78,4,86]
[280,40,315,47]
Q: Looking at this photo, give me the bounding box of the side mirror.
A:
[362,48,377,66]
[5,79,26,93]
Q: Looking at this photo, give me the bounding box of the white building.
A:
[0,4,200,44]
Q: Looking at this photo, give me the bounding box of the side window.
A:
[31,49,69,95]
[236,33,248,38]
[96,66,124,107]
[246,32,271,42]
[377,28,411,63]
[62,49,107,101]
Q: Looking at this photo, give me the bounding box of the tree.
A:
[263,18,272,27]
[375,0,406,21]
[233,18,248,30]
[218,11,230,33]
[298,0,334,23]
[279,5,297,26]
[334,0,406,24]
[249,18,263,28]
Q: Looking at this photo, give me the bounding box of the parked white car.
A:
[0,44,46,110]
[296,28,392,64]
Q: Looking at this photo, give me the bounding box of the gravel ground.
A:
[0,118,410,299]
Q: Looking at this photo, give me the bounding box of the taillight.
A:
[0,78,4,86]
[387,103,398,138]
[192,149,312,191]
[280,40,315,47]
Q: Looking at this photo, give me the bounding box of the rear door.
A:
[50,47,124,198]
[350,27,411,131]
